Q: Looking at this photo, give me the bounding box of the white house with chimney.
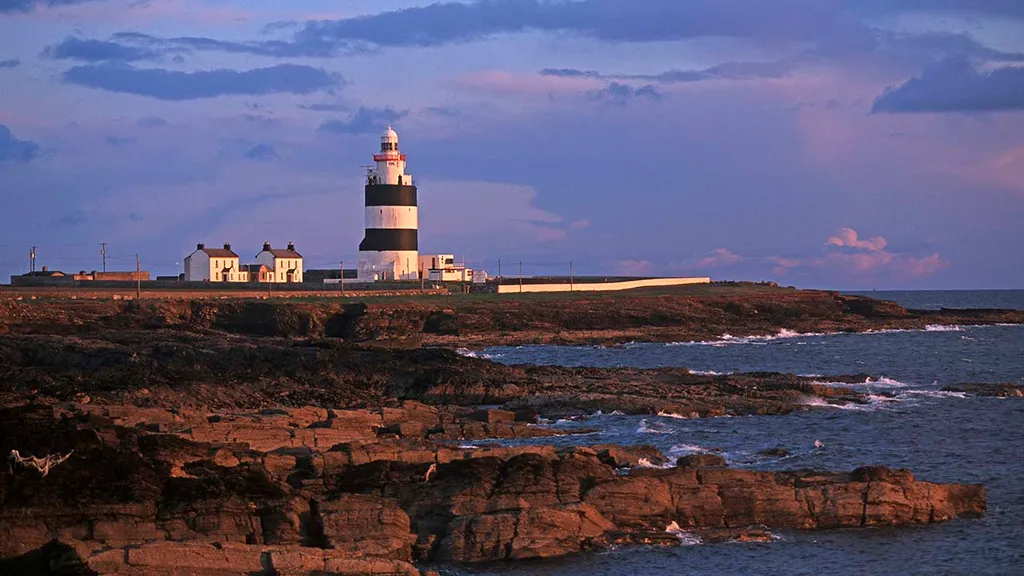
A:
[255,242,304,283]
[184,243,243,282]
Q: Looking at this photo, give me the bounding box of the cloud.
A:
[818,227,946,279]
[569,219,590,229]
[615,259,653,276]
[298,103,348,112]
[105,135,136,147]
[826,227,888,251]
[44,36,160,62]
[695,248,743,268]
[542,59,799,84]
[0,123,40,163]
[318,106,407,135]
[873,58,1024,113]
[243,143,279,161]
[62,63,339,101]
[587,82,662,105]
[136,116,167,128]
[0,0,105,13]
[0,58,19,68]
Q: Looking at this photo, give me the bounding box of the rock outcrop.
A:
[1,288,1021,347]
[1,404,985,574]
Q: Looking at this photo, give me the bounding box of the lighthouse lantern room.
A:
[358,127,419,281]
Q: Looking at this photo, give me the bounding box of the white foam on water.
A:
[924,324,964,332]
[665,522,702,546]
[900,390,969,399]
[637,418,674,434]
[799,396,877,411]
[455,348,498,360]
[657,411,691,420]
[814,376,911,389]
[688,369,730,376]
[635,457,676,470]
[667,444,707,457]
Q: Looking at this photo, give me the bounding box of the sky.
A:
[1,0,1023,290]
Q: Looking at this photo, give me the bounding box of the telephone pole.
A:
[29,246,36,272]
[519,261,523,294]
[339,260,344,295]
[100,243,107,273]
[570,260,574,292]
[135,254,141,299]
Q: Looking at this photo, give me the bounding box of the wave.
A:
[899,390,968,399]
[455,348,500,360]
[637,418,674,434]
[667,443,709,457]
[811,376,910,389]
[635,458,676,470]
[665,522,702,546]
[657,411,694,420]
[687,369,731,376]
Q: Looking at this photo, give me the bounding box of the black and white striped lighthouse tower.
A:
[358,127,418,280]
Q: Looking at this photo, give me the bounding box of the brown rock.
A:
[677,453,727,468]
[319,494,416,561]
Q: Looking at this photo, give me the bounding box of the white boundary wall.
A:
[496,277,711,294]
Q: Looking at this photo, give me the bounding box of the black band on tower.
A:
[365,185,417,207]
[359,228,418,251]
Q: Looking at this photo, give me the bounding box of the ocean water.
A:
[450,290,1024,576]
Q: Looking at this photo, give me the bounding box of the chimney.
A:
[197,242,205,250]
[287,241,295,252]
[224,243,231,251]
[262,241,271,252]
[42,265,48,272]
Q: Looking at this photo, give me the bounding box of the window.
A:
[230,274,234,281]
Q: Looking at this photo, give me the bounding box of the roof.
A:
[382,126,398,140]
[242,263,269,273]
[21,270,65,277]
[262,248,302,259]
[201,248,238,258]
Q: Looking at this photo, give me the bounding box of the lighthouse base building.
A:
[358,127,420,281]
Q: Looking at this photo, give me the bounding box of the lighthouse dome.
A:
[381,126,398,141]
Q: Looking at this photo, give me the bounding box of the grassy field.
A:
[0,281,817,306]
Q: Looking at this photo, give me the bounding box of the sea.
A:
[450,290,1024,576]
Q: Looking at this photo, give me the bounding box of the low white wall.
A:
[496,277,711,294]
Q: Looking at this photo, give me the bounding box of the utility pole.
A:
[570,260,574,292]
[100,243,107,273]
[135,254,141,299]
[498,258,502,281]
[29,246,36,272]
[339,260,344,295]
[420,266,425,291]
[519,261,523,294]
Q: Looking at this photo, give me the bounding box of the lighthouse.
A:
[358,127,419,281]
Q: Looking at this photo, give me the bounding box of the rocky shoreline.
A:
[0,287,1014,575]
[2,403,986,575]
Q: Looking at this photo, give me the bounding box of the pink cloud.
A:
[535,227,568,242]
[616,259,653,276]
[695,248,742,268]
[569,219,591,229]
[457,70,599,97]
[985,146,1024,192]
[826,227,887,252]
[766,256,801,276]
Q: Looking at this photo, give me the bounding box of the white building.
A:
[183,243,243,282]
[418,254,475,282]
[358,127,419,281]
[255,242,304,283]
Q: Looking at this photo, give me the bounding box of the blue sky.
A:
[1,0,1023,289]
